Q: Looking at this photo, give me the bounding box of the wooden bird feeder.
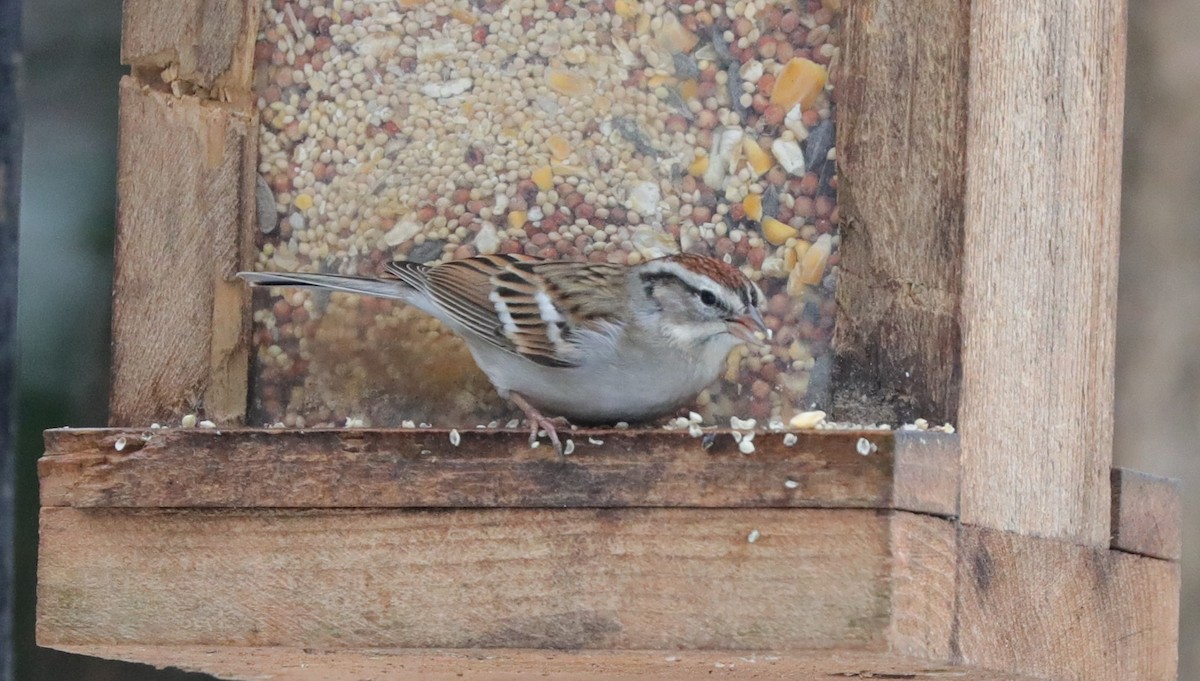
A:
[37,0,1180,679]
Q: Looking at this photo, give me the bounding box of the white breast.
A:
[465,330,741,424]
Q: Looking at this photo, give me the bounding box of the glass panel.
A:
[251,0,842,428]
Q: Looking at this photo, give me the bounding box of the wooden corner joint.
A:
[952,523,1180,681]
[1109,468,1182,561]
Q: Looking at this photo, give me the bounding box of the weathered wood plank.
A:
[886,512,956,661]
[958,0,1126,545]
[122,0,260,97]
[832,0,970,424]
[47,645,1042,681]
[39,508,930,651]
[39,429,958,514]
[1110,468,1181,561]
[954,525,1179,681]
[110,79,256,426]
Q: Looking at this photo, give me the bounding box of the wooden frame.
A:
[36,0,1180,678]
[38,430,1177,679]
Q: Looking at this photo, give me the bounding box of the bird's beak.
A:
[727,307,770,346]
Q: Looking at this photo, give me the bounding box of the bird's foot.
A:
[509,393,567,455]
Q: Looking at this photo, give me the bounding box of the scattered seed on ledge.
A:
[747,529,761,543]
[789,410,827,429]
[449,429,461,446]
[114,437,127,452]
[784,478,800,489]
[856,437,877,456]
[181,414,197,428]
[783,433,798,446]
[730,416,757,430]
[738,439,756,455]
[564,439,576,455]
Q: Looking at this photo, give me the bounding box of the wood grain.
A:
[832,0,969,424]
[122,0,260,97]
[886,513,956,661]
[1110,468,1181,561]
[954,525,1179,681]
[39,507,906,651]
[47,645,1043,681]
[110,79,256,426]
[38,428,959,515]
[958,0,1126,545]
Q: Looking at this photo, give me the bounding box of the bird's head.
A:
[632,253,769,348]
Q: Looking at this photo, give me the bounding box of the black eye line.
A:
[639,271,734,316]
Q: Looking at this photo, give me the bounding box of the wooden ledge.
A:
[36,428,1178,680]
[39,427,960,515]
[50,645,1042,681]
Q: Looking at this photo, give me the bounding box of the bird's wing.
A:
[388,255,626,368]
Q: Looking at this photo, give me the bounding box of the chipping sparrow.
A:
[240,253,768,453]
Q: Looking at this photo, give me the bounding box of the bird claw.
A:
[510,393,567,455]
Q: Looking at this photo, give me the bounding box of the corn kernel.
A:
[771,58,828,111]
[532,165,554,191]
[546,68,594,97]
[547,135,571,161]
[450,7,477,24]
[689,155,709,177]
[294,193,313,210]
[743,137,774,177]
[657,14,699,53]
[763,217,799,246]
[744,193,763,222]
[797,234,832,285]
[614,0,639,18]
[508,211,528,230]
[679,79,699,101]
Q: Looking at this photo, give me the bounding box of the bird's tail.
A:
[237,270,419,300]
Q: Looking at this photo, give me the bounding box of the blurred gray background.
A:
[12,0,1198,679]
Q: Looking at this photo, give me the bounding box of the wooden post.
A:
[0,0,20,676]
[959,0,1125,546]
[108,0,260,427]
[834,0,970,426]
[835,0,1125,546]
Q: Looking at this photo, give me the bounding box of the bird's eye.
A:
[700,290,717,306]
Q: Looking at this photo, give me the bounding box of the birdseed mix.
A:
[250,0,842,428]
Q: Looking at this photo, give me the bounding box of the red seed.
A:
[793,195,815,217]
[774,42,794,64]
[757,36,778,60]
[779,11,801,32]
[799,173,820,196]
[715,237,735,257]
[815,196,834,218]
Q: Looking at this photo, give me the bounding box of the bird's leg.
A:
[509,392,565,455]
